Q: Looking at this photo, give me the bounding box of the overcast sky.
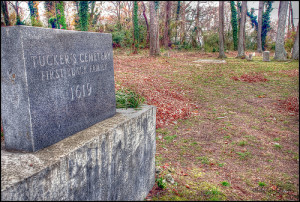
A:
[248,1,299,26]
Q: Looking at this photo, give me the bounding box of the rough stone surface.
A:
[1,105,156,201]
[1,26,116,152]
[263,51,270,62]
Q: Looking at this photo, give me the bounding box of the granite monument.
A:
[1,26,116,152]
[263,51,270,62]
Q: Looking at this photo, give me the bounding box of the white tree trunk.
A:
[257,1,264,53]
[163,1,172,49]
[237,1,247,58]
[274,1,289,61]
[149,1,160,56]
[292,22,299,60]
[218,1,226,58]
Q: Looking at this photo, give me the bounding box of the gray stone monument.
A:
[263,51,270,62]
[1,26,116,152]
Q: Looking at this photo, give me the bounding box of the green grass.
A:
[114,50,299,201]
[157,128,170,135]
[258,181,266,187]
[221,181,230,187]
[274,144,283,149]
[237,140,247,146]
[273,137,280,141]
[236,151,252,160]
[196,156,210,164]
[204,188,226,201]
[164,135,177,143]
[115,88,144,109]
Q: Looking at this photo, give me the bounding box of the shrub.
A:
[203,32,219,52]
[112,31,125,47]
[285,31,296,53]
[115,88,145,109]
[156,177,167,189]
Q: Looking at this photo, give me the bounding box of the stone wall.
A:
[1,105,156,201]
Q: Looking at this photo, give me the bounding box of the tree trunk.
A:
[237,1,247,58]
[243,3,246,52]
[149,1,160,56]
[274,1,289,61]
[218,1,226,58]
[290,1,294,32]
[142,2,150,47]
[192,1,200,48]
[163,1,172,49]
[175,1,180,44]
[292,22,299,60]
[1,1,9,26]
[132,1,139,54]
[89,1,96,27]
[237,1,241,30]
[257,1,264,53]
[287,1,291,36]
[180,1,186,45]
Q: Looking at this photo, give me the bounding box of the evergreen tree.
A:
[133,1,139,53]
[56,1,67,29]
[28,1,42,27]
[79,1,89,31]
[44,1,56,27]
[261,1,273,51]
[230,1,238,50]
[247,8,258,31]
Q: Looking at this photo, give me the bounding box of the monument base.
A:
[1,105,156,201]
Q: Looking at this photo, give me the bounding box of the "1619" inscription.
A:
[70,83,92,101]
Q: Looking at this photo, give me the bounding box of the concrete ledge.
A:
[1,105,156,201]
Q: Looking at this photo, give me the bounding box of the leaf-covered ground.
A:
[114,49,299,201]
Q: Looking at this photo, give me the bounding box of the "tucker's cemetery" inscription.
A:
[1,26,116,152]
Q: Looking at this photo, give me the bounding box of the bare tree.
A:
[111,1,122,30]
[1,1,9,26]
[192,1,200,48]
[292,22,299,60]
[274,1,289,61]
[179,1,192,45]
[180,1,186,44]
[142,2,150,47]
[218,1,226,58]
[237,1,247,58]
[149,1,160,56]
[257,1,264,53]
[289,1,295,32]
[8,1,20,22]
[163,1,172,49]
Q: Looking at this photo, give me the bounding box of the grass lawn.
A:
[114,48,299,201]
